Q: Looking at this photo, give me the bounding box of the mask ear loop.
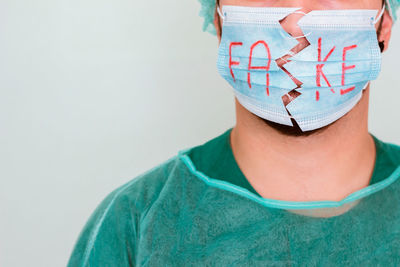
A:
[373,3,385,25]
[216,5,226,21]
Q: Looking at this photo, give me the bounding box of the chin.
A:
[259,116,332,137]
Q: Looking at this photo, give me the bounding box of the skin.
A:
[212,0,393,214]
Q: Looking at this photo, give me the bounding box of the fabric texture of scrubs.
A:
[68,128,400,266]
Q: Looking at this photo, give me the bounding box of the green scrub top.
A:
[68,128,400,266]
[187,128,392,197]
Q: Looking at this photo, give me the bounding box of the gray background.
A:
[0,0,398,266]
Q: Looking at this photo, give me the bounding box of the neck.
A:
[230,87,376,202]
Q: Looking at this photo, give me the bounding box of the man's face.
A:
[215,0,391,137]
[218,0,382,9]
[217,0,384,33]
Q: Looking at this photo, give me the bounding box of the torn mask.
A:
[216,5,384,131]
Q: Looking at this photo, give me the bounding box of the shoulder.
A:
[105,154,181,213]
[374,135,400,165]
[67,155,181,267]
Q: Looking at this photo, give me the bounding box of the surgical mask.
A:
[216,4,385,131]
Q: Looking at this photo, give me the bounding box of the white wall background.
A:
[0,0,398,266]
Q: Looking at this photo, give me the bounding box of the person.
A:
[68,0,400,266]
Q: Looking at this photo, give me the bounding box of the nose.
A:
[278,9,310,40]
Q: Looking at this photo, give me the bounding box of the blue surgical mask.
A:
[216,5,385,131]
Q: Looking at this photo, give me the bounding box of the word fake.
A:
[228,37,358,101]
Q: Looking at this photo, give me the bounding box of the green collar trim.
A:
[178,148,400,210]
